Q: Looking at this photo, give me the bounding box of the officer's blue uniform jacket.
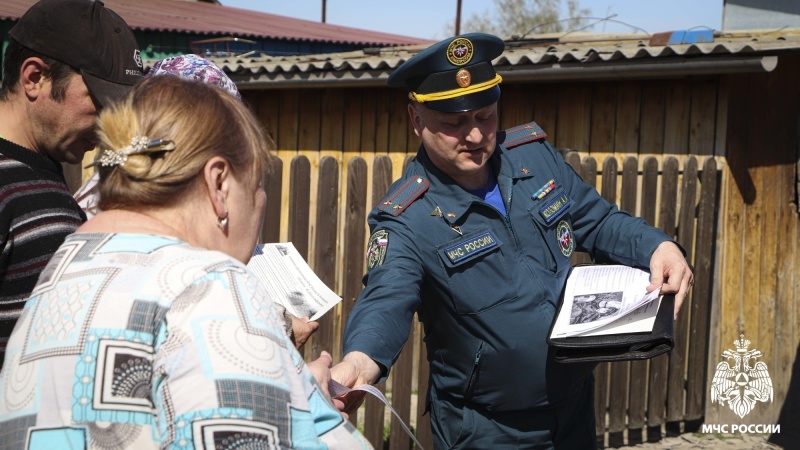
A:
[343,122,674,412]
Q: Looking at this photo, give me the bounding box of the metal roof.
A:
[209,29,800,89]
[0,0,425,46]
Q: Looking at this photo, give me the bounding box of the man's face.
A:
[409,103,498,188]
[33,72,100,164]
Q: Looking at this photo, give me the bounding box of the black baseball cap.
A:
[388,33,505,113]
[9,0,143,107]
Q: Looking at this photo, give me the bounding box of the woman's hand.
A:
[290,315,319,348]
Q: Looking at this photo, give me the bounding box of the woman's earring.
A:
[217,211,229,229]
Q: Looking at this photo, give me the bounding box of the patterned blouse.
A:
[0,233,371,450]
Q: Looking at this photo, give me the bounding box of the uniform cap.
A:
[387,33,505,112]
[9,0,143,107]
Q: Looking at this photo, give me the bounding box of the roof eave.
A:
[230,54,779,90]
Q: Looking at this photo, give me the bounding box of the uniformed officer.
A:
[331,33,693,449]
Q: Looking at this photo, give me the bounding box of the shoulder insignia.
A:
[376,176,430,216]
[498,121,548,149]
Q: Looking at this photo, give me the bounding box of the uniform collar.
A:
[414,143,535,223]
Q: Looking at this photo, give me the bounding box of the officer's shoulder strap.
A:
[498,121,548,149]
[376,176,430,217]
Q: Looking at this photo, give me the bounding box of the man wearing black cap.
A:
[0,0,142,366]
[333,33,693,448]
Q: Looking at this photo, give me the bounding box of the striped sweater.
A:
[0,138,85,367]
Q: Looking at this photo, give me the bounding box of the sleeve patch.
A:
[499,121,548,149]
[376,177,430,216]
[366,230,389,270]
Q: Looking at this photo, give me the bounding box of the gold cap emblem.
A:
[456,69,471,88]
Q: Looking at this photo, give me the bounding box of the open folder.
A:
[546,264,675,363]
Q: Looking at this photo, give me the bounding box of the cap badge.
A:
[133,49,143,69]
[456,69,472,88]
[446,37,474,66]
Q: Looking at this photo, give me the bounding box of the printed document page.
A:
[247,243,341,321]
[550,265,662,338]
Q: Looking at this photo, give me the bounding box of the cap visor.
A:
[424,86,501,113]
[82,71,134,108]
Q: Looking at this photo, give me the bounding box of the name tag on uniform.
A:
[538,188,571,223]
[443,232,499,264]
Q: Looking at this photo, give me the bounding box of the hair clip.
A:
[86,136,176,168]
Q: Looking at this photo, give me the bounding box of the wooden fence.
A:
[259,150,720,449]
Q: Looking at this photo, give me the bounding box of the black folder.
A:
[547,294,675,363]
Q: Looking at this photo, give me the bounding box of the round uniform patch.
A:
[366,230,389,270]
[446,37,474,66]
[556,220,574,257]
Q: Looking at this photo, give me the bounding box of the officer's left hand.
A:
[647,241,694,320]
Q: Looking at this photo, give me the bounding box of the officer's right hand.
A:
[331,351,382,415]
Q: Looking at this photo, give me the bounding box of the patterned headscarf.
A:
[144,54,241,100]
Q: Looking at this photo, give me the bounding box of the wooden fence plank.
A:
[623,156,646,445]
[310,157,339,362]
[343,89,363,152]
[686,157,718,421]
[712,74,748,424]
[620,156,647,445]
[564,151,582,178]
[643,157,668,442]
[388,89,409,154]
[741,78,766,421]
[668,157,698,426]
[532,86,559,146]
[755,74,781,423]
[663,81,690,155]
[557,83,592,152]
[614,82,641,154]
[688,80,718,156]
[278,90,299,150]
[600,157,626,448]
[363,156,393,448]
[321,89,344,150]
[499,85,534,130]
[360,89,378,153]
[660,157,681,431]
[341,157,368,338]
[620,156,638,215]
[578,155,606,447]
[261,158,283,244]
[389,324,414,450]
[639,81,666,155]
[340,157,367,427]
[255,90,280,149]
[288,156,311,260]
[298,90,322,151]
[589,82,617,154]
[640,158,659,251]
